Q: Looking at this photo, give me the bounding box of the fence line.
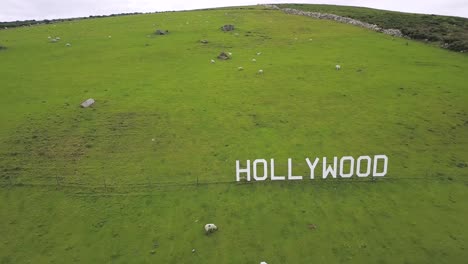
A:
[1,174,465,195]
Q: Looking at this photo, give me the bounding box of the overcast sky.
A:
[1,0,467,22]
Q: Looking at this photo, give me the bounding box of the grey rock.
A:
[221,24,235,31]
[217,52,231,60]
[80,98,95,108]
[155,29,168,35]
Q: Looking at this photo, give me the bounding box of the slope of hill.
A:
[0,5,467,263]
[278,4,468,52]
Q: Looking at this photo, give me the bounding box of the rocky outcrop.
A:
[263,5,404,38]
[217,52,231,60]
[221,24,235,32]
[155,29,168,35]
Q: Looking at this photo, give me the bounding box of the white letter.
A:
[305,158,319,179]
[253,159,268,181]
[356,156,371,177]
[288,158,303,180]
[323,157,338,179]
[339,156,354,178]
[270,159,285,181]
[236,160,250,181]
[373,155,388,177]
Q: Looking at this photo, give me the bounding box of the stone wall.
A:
[263,4,404,38]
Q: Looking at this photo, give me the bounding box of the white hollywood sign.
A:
[236,155,388,181]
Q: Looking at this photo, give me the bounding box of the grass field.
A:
[1,5,467,263]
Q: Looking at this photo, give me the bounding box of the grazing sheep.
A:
[56,37,61,40]
[210,59,215,64]
[256,52,262,55]
[65,43,71,47]
[47,36,51,39]
[50,38,58,43]
[204,223,218,234]
[108,35,112,38]
[260,262,268,264]
[252,58,256,62]
[258,69,264,74]
[238,66,244,71]
[336,65,341,70]
[227,52,232,56]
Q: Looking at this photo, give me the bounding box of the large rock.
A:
[204,223,218,234]
[80,98,95,108]
[155,29,168,35]
[217,52,231,60]
[221,24,235,31]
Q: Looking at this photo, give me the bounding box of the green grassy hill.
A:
[1,5,467,263]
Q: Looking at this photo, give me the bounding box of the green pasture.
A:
[0,5,467,263]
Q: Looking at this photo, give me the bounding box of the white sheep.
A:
[238,66,244,71]
[228,52,232,56]
[65,43,71,47]
[210,59,215,64]
[204,223,218,234]
[56,37,61,40]
[336,65,341,70]
[258,69,264,74]
[256,52,262,55]
[252,58,256,62]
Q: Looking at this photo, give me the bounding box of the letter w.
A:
[323,157,338,179]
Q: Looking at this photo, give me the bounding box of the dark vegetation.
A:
[278,4,468,52]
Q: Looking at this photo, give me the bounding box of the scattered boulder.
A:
[221,24,235,31]
[80,98,95,108]
[217,52,231,60]
[204,223,218,234]
[155,29,169,35]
